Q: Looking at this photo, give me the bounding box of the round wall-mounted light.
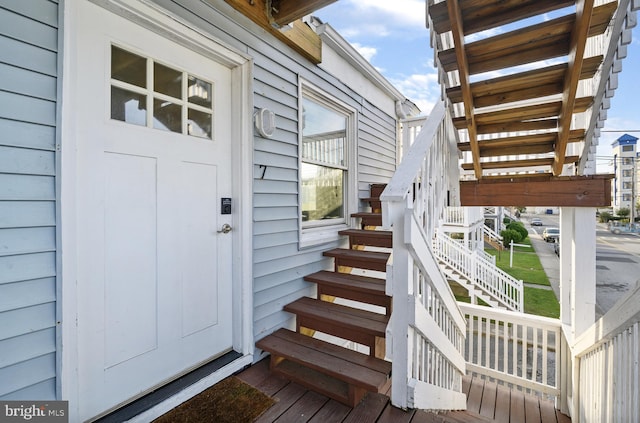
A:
[254,108,276,138]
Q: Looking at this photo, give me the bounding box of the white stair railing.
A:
[483,224,503,245]
[569,282,640,422]
[459,303,563,402]
[381,100,467,411]
[433,232,523,312]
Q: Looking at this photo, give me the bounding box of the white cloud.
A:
[389,72,440,114]
[351,43,378,62]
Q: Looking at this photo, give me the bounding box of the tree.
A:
[617,207,630,220]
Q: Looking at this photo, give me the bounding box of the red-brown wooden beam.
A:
[460,175,613,207]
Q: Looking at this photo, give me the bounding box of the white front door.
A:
[73,2,235,418]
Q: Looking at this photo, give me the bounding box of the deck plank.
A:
[509,389,526,423]
[232,360,572,423]
[524,393,541,422]
[254,371,291,397]
[274,390,329,423]
[255,382,307,423]
[479,380,497,419]
[342,392,388,423]
[236,358,270,386]
[410,409,442,423]
[493,384,511,423]
[376,403,415,423]
[307,399,351,423]
[462,375,472,396]
[466,376,484,413]
[556,409,572,423]
[540,399,558,423]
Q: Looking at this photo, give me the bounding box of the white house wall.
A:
[152,0,401,347]
[0,0,60,401]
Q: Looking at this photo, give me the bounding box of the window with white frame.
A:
[299,85,355,243]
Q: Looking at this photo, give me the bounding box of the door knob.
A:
[217,223,232,234]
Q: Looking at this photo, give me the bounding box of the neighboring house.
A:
[0,1,418,420]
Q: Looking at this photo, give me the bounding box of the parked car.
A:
[610,223,640,234]
[543,227,559,242]
[530,217,543,226]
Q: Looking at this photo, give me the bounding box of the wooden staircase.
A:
[256,184,392,407]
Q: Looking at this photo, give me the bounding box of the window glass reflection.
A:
[188,76,212,108]
[188,109,212,139]
[111,86,147,126]
[154,63,182,99]
[111,46,146,88]
[153,99,181,133]
[301,163,344,222]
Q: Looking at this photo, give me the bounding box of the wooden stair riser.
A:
[318,285,391,316]
[339,229,392,249]
[351,212,382,228]
[323,249,390,272]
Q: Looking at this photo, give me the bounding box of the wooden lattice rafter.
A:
[430,0,618,196]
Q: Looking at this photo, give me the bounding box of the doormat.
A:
[152,376,275,423]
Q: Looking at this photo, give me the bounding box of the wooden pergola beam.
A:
[224,0,322,63]
[460,175,613,207]
[271,0,338,27]
[447,0,482,179]
[553,0,594,176]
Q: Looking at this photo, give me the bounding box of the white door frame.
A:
[59,0,254,420]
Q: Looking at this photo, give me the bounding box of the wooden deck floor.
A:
[236,359,571,423]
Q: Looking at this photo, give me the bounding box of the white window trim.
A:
[298,80,358,249]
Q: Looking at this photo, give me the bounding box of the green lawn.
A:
[524,287,560,318]
[486,238,550,286]
[485,238,560,318]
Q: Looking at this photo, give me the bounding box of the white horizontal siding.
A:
[0,0,59,401]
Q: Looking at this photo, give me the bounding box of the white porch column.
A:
[559,209,572,328]
[560,207,596,339]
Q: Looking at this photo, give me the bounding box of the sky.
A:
[313,0,640,174]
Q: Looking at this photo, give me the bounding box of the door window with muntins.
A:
[110,45,213,139]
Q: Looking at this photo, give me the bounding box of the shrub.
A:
[599,211,613,223]
[506,221,528,240]
[500,228,523,248]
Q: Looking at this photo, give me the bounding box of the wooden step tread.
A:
[339,229,392,248]
[257,327,391,406]
[284,297,388,337]
[304,271,387,296]
[256,328,391,387]
[323,248,390,272]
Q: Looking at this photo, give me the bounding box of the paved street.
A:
[521,213,640,319]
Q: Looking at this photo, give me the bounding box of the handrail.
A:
[483,224,503,243]
[382,101,467,410]
[433,231,523,312]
